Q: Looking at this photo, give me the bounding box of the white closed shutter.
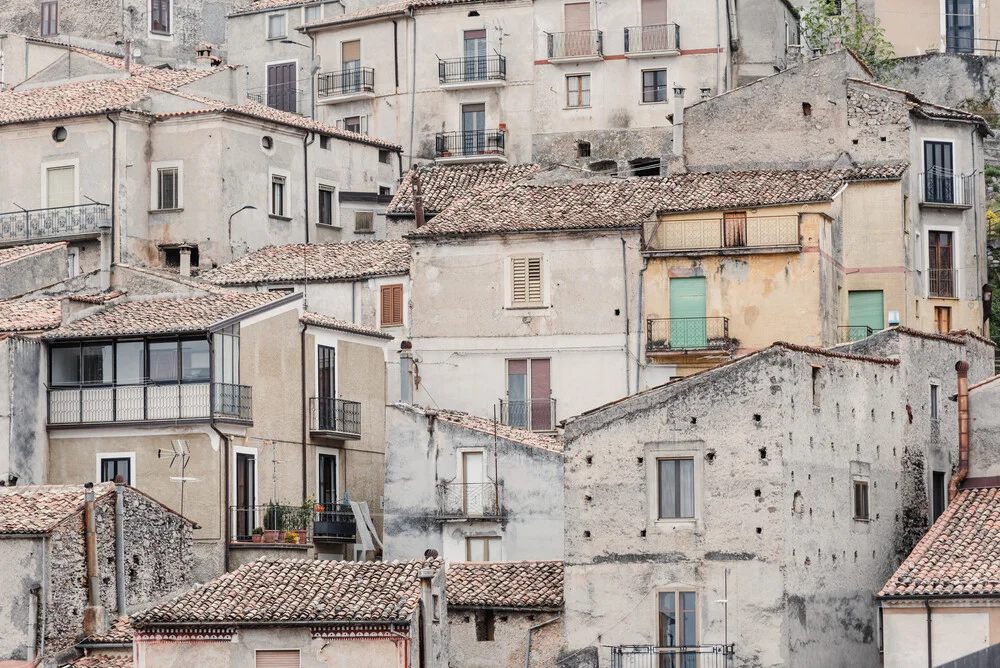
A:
[527,257,542,304]
[46,166,75,208]
[255,650,300,668]
[511,257,527,305]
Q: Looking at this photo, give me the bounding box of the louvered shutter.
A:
[380,285,393,325]
[511,257,527,305]
[392,284,403,325]
[255,649,300,668]
[360,115,368,135]
[527,257,543,305]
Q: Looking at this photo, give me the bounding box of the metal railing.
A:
[438,55,506,84]
[928,267,959,298]
[838,325,874,343]
[0,203,109,244]
[610,645,736,668]
[317,67,375,98]
[436,481,503,519]
[920,170,974,206]
[246,83,304,113]
[435,130,506,158]
[647,318,732,352]
[230,504,313,543]
[499,397,557,432]
[625,24,680,53]
[546,29,603,59]
[313,503,357,540]
[946,36,1000,56]
[644,216,800,252]
[47,382,252,425]
[309,397,361,437]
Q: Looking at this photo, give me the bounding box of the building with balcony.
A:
[384,404,563,563]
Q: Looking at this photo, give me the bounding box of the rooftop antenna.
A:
[158,439,197,560]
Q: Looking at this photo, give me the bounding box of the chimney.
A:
[399,342,413,405]
[418,566,437,666]
[699,87,712,101]
[82,482,107,637]
[98,215,112,291]
[195,43,214,69]
[949,361,970,501]
[411,167,426,229]
[123,39,132,74]
[179,246,192,277]
[672,86,686,157]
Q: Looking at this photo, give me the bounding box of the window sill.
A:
[853,517,871,523]
[653,518,697,527]
[639,100,670,106]
[267,35,289,41]
[149,208,184,214]
[353,229,375,235]
[269,214,293,222]
[505,304,549,310]
[381,323,404,328]
[564,106,592,111]
[315,223,342,230]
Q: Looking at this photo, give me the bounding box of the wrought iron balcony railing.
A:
[317,67,375,98]
[644,216,800,253]
[647,317,733,353]
[436,481,503,520]
[47,382,252,426]
[946,36,1000,56]
[438,55,506,84]
[313,503,357,540]
[309,397,361,438]
[610,644,736,668]
[435,130,506,159]
[546,29,603,59]
[230,504,313,543]
[920,170,974,206]
[500,397,556,432]
[928,268,959,298]
[838,325,874,343]
[246,83,304,114]
[0,203,109,245]
[625,23,680,53]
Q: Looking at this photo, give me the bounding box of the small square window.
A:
[343,115,363,134]
[642,69,668,103]
[577,141,591,158]
[271,175,287,217]
[379,149,392,164]
[853,480,869,521]
[566,74,591,108]
[354,211,374,233]
[304,3,322,23]
[267,13,287,39]
[100,456,132,485]
[320,135,331,150]
[156,167,179,210]
[379,186,391,196]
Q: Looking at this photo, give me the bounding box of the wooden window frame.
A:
[465,536,500,561]
[41,1,58,36]
[934,305,952,335]
[509,254,545,308]
[853,479,870,521]
[566,73,591,108]
[267,13,287,40]
[657,590,698,652]
[317,184,336,227]
[380,283,404,327]
[150,0,171,35]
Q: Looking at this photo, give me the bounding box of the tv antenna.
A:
[158,439,198,562]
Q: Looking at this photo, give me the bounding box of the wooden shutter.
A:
[255,650,300,668]
[527,257,542,304]
[342,40,361,64]
[641,0,668,25]
[848,290,885,332]
[46,166,75,208]
[564,2,590,31]
[529,359,551,431]
[511,257,528,305]
[381,284,403,326]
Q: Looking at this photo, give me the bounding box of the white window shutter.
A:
[527,257,543,305]
[511,257,527,305]
[361,115,368,135]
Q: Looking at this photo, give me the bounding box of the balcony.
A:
[246,83,304,114]
[438,55,506,89]
[928,268,959,298]
[313,503,357,541]
[309,397,361,439]
[434,130,507,164]
[47,382,252,427]
[838,325,874,343]
[946,36,1000,56]
[920,171,974,208]
[643,216,800,256]
[316,67,375,103]
[610,645,735,668]
[0,203,109,247]
[546,29,603,62]
[436,481,503,521]
[624,24,680,56]
[646,318,735,353]
[500,397,557,432]
[230,503,357,544]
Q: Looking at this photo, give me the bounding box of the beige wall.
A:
[883,602,1000,667]
[873,0,1000,57]
[448,610,561,668]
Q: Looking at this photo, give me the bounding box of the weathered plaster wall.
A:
[0,537,43,661]
[448,609,561,668]
[0,336,47,487]
[0,245,70,299]
[967,380,1000,479]
[882,601,1000,668]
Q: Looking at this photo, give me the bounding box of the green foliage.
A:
[799,0,896,81]
[986,166,1000,181]
[252,526,264,535]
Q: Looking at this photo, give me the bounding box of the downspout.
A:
[351,280,356,323]
[925,599,932,668]
[949,360,970,501]
[82,482,105,637]
[620,232,631,396]
[105,114,118,265]
[301,322,309,500]
[303,131,315,244]
[716,0,723,94]
[114,477,127,616]
[412,167,425,228]
[408,8,417,168]
[524,612,561,668]
[308,32,317,119]
[637,258,647,391]
[393,20,400,90]
[971,128,983,303]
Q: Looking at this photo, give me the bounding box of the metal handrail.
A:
[313,503,357,539]
[928,268,959,298]
[919,171,974,206]
[436,481,503,519]
[309,397,361,437]
[610,644,735,668]
[838,325,874,343]
[646,317,732,352]
[499,397,556,432]
[644,216,800,252]
[47,381,252,425]
[0,202,109,244]
[438,55,506,83]
[317,67,375,98]
[435,130,506,158]
[546,29,603,59]
[624,23,680,53]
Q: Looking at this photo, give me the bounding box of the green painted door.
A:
[670,277,707,349]
[848,290,884,337]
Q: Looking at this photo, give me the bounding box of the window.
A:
[853,479,870,520]
[266,62,296,113]
[41,1,58,36]
[380,284,404,326]
[928,231,955,297]
[642,69,668,103]
[342,115,363,134]
[930,384,939,421]
[946,0,974,53]
[304,3,322,23]
[577,141,591,158]
[811,365,821,408]
[723,211,748,247]
[116,341,145,385]
[318,185,335,227]
[181,340,210,381]
[316,345,337,430]
[354,211,374,233]
[566,74,591,108]
[464,29,488,80]
[466,536,501,561]
[506,359,552,431]
[267,13,287,39]
[156,167,179,210]
[848,290,884,334]
[319,135,331,150]
[475,610,495,641]
[271,175,287,217]
[510,255,543,307]
[67,248,79,278]
[50,343,112,386]
[379,186,392,196]
[924,141,955,203]
[213,324,241,417]
[46,165,75,208]
[150,0,170,34]
[658,591,697,662]
[255,649,300,668]
[318,453,338,507]
[658,458,695,519]
[932,471,946,521]
[379,149,392,164]
[935,306,952,335]
[149,341,179,382]
[100,456,132,485]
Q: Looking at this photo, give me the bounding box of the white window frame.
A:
[653,587,700,651]
[314,446,342,505]
[565,72,591,109]
[96,452,136,485]
[232,444,260,529]
[66,247,80,277]
[303,3,323,24]
[148,0,174,40]
[646,444,702,528]
[266,12,288,40]
[505,254,548,309]
[316,179,339,228]
[852,475,871,522]
[269,168,292,218]
[150,160,183,211]
[465,535,502,562]
[923,224,961,299]
[456,447,488,485]
[374,276,407,328]
[40,157,80,208]
[312,332,340,401]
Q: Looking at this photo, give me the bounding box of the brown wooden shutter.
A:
[381,284,403,326]
[391,284,403,325]
[380,285,393,325]
[342,40,361,63]
[641,0,668,25]
[255,650,300,668]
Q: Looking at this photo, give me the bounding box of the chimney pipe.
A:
[179,246,192,277]
[399,345,413,405]
[123,39,132,74]
[411,168,426,228]
[949,360,970,501]
[83,482,107,637]
[418,566,437,668]
[672,86,686,157]
[114,475,127,616]
[98,221,112,291]
[195,44,214,70]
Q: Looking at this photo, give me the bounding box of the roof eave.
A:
[133,617,414,629]
[406,225,643,241]
[655,198,833,217]
[209,290,303,333]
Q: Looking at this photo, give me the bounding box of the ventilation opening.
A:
[577,140,592,158]
[588,159,617,174]
[629,157,660,177]
[162,246,199,269]
[759,447,767,459]
[475,610,494,641]
[802,102,812,116]
[320,136,331,150]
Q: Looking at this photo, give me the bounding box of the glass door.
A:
[464,30,487,81]
[235,452,256,540]
[461,103,486,156]
[342,40,361,93]
[317,345,335,431]
[462,451,486,516]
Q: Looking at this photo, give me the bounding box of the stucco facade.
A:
[0,336,47,487]
[449,609,562,668]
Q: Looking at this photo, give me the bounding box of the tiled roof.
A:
[387,163,541,216]
[132,558,442,626]
[0,298,62,333]
[299,0,504,29]
[42,292,292,339]
[232,0,323,16]
[301,312,395,340]
[832,164,910,181]
[63,657,132,668]
[880,487,1000,597]
[0,242,67,266]
[202,241,410,285]
[81,617,134,645]
[68,290,126,305]
[427,409,562,452]
[848,78,993,135]
[447,561,563,609]
[0,483,114,534]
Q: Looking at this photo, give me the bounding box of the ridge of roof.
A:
[0,242,68,266]
[0,483,115,534]
[300,312,395,340]
[417,406,562,452]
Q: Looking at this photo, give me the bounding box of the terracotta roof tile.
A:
[81,617,134,645]
[0,298,62,333]
[42,292,291,339]
[231,0,323,16]
[132,558,442,625]
[0,483,115,534]
[301,312,395,339]
[63,657,132,668]
[880,487,1000,597]
[447,561,563,609]
[202,241,410,285]
[426,408,562,452]
[0,242,67,266]
[387,163,541,216]
[68,290,126,305]
[299,0,505,29]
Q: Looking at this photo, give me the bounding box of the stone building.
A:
[559,327,992,667]
[131,557,448,668]
[446,560,563,668]
[384,404,563,562]
[0,481,192,664]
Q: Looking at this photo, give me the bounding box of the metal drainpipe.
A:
[949,360,970,501]
[301,322,309,501]
[637,258,647,391]
[524,612,561,668]
[105,114,118,265]
[82,482,100,636]
[114,478,127,615]
[620,232,631,396]
[925,599,932,668]
[408,8,417,168]
[209,416,230,571]
[303,131,315,244]
[971,127,983,305]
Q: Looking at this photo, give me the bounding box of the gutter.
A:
[524,612,561,668]
[105,113,118,265]
[405,225,644,242]
[208,333,232,572]
[619,232,630,396]
[925,600,932,668]
[208,291,304,333]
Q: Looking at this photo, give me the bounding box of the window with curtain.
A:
[46,165,75,208]
[318,186,335,226]
[658,458,695,519]
[566,74,591,108]
[267,13,287,39]
[116,341,145,385]
[100,457,132,484]
[149,341,179,382]
[271,175,286,216]
[150,0,171,34]
[40,1,58,36]
[304,3,322,23]
[642,69,668,103]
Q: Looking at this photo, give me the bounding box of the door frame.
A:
[263,59,299,112]
[315,447,341,506]
[924,224,961,299]
[233,444,259,533]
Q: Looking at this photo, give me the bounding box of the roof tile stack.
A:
[447,561,564,609]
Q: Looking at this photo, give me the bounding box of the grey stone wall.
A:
[0,537,44,661]
[448,609,561,668]
[0,246,69,300]
[531,128,673,176]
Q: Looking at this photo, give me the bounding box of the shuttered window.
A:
[46,165,75,208]
[255,650,300,668]
[510,256,543,307]
[157,167,179,210]
[41,1,58,36]
[354,211,374,232]
[641,0,668,26]
[381,284,404,326]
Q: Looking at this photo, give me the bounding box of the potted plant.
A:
[252,526,264,543]
[263,502,283,543]
[290,496,315,545]
[284,531,299,544]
